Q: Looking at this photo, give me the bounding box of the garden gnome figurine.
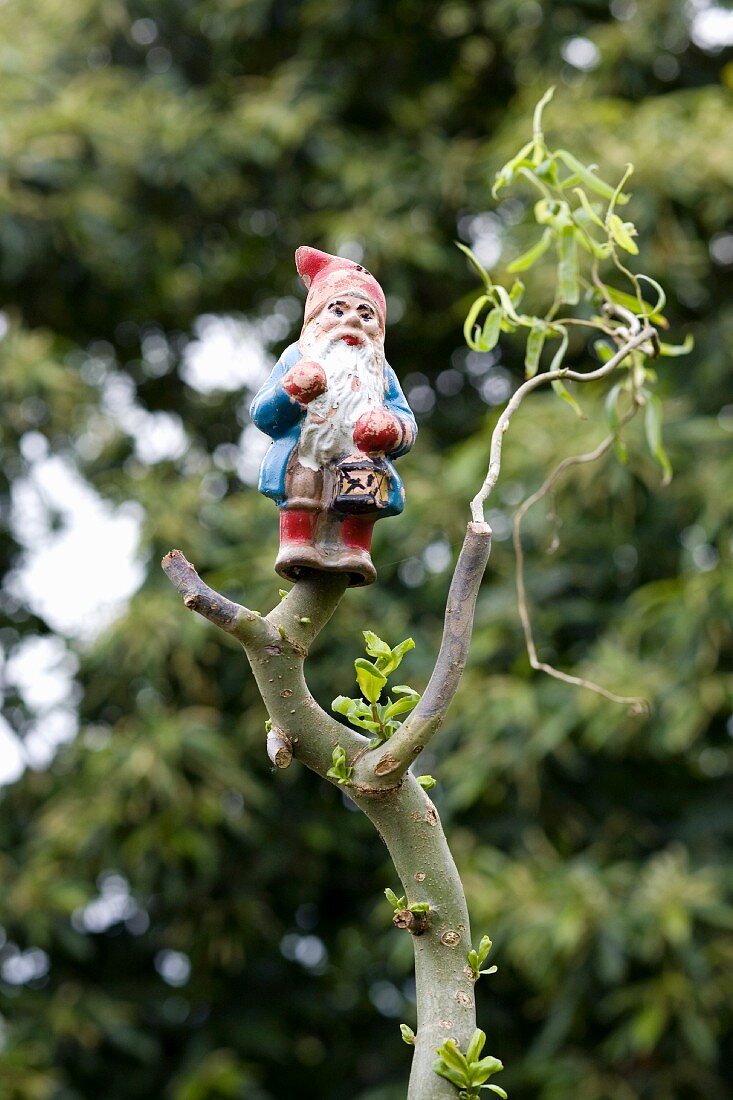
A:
[251,246,417,586]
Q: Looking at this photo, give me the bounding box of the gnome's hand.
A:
[353,409,403,455]
[282,361,327,404]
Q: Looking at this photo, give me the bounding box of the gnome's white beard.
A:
[296,334,386,472]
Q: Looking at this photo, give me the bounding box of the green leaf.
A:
[456,242,493,290]
[509,279,525,305]
[434,1060,468,1089]
[571,188,606,229]
[385,887,406,910]
[467,949,479,972]
[332,695,358,716]
[507,228,552,273]
[400,1024,415,1046]
[408,902,430,913]
[379,637,416,676]
[332,697,380,733]
[466,1029,486,1064]
[463,294,491,350]
[351,716,382,733]
[525,322,547,378]
[604,382,623,432]
[417,775,436,790]
[469,1055,503,1086]
[354,658,387,703]
[551,379,585,419]
[485,1086,508,1097]
[557,225,579,304]
[574,229,612,260]
[614,437,629,465]
[384,685,420,720]
[658,333,694,357]
[491,284,524,325]
[534,156,558,184]
[477,935,492,966]
[492,138,535,198]
[644,393,673,485]
[362,630,392,661]
[479,307,504,352]
[554,149,626,202]
[636,273,666,318]
[435,1039,470,1081]
[593,339,614,364]
[326,745,352,785]
[534,198,573,229]
[608,213,639,255]
[278,589,288,599]
[600,283,666,325]
[480,965,498,976]
[548,327,569,373]
[531,86,555,159]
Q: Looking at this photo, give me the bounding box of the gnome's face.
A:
[317,296,382,347]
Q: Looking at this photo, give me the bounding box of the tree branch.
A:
[266,572,349,653]
[512,423,649,713]
[358,776,477,1099]
[355,522,492,787]
[161,550,277,646]
[162,553,367,780]
[470,326,656,522]
[163,553,479,1097]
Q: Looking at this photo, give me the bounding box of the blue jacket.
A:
[250,342,416,516]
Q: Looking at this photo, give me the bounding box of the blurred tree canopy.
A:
[1,1,732,1097]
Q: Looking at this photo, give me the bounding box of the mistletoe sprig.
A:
[332,631,421,749]
[460,87,691,523]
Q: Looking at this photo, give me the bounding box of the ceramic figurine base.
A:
[276,510,376,587]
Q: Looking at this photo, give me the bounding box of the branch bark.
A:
[162,550,276,645]
[354,521,492,788]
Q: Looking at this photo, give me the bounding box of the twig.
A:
[469,325,656,523]
[512,419,649,714]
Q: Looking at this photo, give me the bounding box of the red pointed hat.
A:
[295,245,386,328]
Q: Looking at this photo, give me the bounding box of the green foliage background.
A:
[1,2,732,1097]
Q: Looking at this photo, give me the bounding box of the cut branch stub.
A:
[393,908,430,936]
[266,726,294,769]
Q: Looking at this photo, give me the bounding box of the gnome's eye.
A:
[328,303,345,317]
[358,306,374,321]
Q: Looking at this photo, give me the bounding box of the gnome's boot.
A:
[335,515,377,587]
[275,509,321,583]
